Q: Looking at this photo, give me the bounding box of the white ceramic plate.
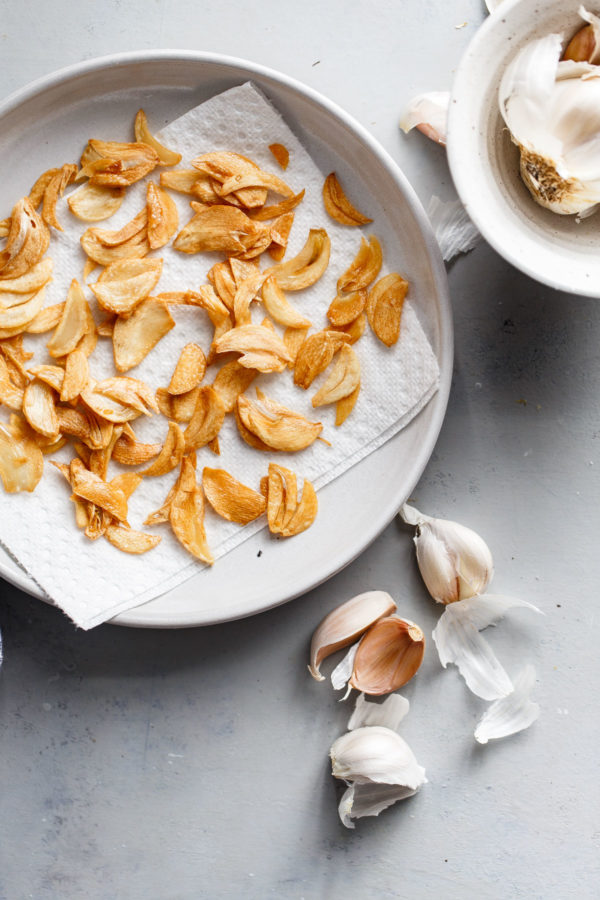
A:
[0,51,452,627]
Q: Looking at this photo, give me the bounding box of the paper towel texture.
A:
[0,82,439,628]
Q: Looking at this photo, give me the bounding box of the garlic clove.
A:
[432,594,541,700]
[401,503,494,604]
[474,664,540,744]
[308,590,396,681]
[399,92,449,145]
[348,616,425,695]
[347,692,410,732]
[330,726,426,788]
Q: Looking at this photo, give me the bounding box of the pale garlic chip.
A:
[236,391,322,452]
[159,169,203,195]
[0,356,24,410]
[214,324,292,373]
[112,297,175,373]
[367,273,408,347]
[267,228,330,291]
[67,182,126,222]
[261,275,311,329]
[265,462,318,537]
[46,280,89,358]
[0,258,53,296]
[90,258,163,316]
[94,376,159,416]
[0,419,43,493]
[146,182,179,250]
[105,523,162,555]
[312,344,361,408]
[24,302,65,335]
[60,348,90,403]
[22,379,59,439]
[202,467,266,525]
[0,286,46,332]
[322,172,373,227]
[0,198,50,280]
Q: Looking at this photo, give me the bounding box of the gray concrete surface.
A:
[1,1,599,897]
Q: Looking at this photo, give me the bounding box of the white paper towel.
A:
[0,82,439,629]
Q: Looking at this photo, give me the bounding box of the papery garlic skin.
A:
[474,664,540,743]
[399,92,449,145]
[401,504,493,604]
[499,20,600,217]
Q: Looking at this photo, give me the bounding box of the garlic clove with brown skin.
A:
[401,503,493,605]
[349,616,425,696]
[308,591,397,682]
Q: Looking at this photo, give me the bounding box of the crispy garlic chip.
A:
[236,391,322,452]
[61,348,90,403]
[25,302,65,335]
[82,376,158,423]
[265,463,318,537]
[0,258,53,296]
[86,140,160,187]
[312,344,361,408]
[0,355,25,410]
[183,386,225,452]
[166,454,214,564]
[112,429,161,466]
[28,364,64,393]
[293,330,351,389]
[29,167,61,209]
[0,286,46,333]
[80,209,150,266]
[159,169,203,195]
[156,386,200,423]
[22,379,59,439]
[203,467,266,524]
[41,164,78,231]
[134,109,182,166]
[56,407,112,450]
[90,258,163,316]
[283,326,309,369]
[337,235,382,293]
[212,359,258,413]
[327,289,366,327]
[46,279,89,358]
[191,151,267,209]
[322,172,373,226]
[0,418,43,493]
[214,324,292,373]
[168,343,206,395]
[112,297,175,373]
[267,211,294,261]
[173,205,263,256]
[330,312,367,345]
[142,421,185,476]
[261,275,311,329]
[232,269,267,326]
[0,198,50,280]
[268,143,290,170]
[335,384,360,426]
[146,182,179,250]
[249,189,305,222]
[67,182,125,222]
[159,285,232,364]
[206,259,237,310]
[105,523,162,554]
[367,273,409,347]
[267,228,330,291]
[65,457,129,522]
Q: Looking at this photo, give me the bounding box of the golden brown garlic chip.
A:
[61,348,90,402]
[168,343,206,395]
[167,454,214,564]
[249,189,305,222]
[46,280,89,358]
[267,211,294,261]
[24,302,65,335]
[261,275,311,329]
[327,290,366,327]
[105,523,162,554]
[265,463,318,537]
[202,467,266,524]
[183,386,225,452]
[112,297,175,373]
[0,198,50,281]
[211,359,258,413]
[22,379,59,439]
[67,458,129,523]
[146,182,179,249]
[41,164,78,231]
[337,235,382,293]
[367,273,408,347]
[112,430,162,466]
[80,209,150,266]
[311,344,361,408]
[267,228,330,291]
[268,143,290,170]
[0,418,43,493]
[134,109,182,166]
[0,356,25,410]
[0,286,46,333]
[191,150,267,208]
[322,172,373,226]
[173,205,263,255]
[28,167,61,209]
[159,169,203,195]
[0,258,53,296]
[142,421,185,477]
[86,140,160,187]
[335,384,360,426]
[67,183,126,222]
[236,392,322,452]
[293,330,351,389]
[330,312,367,345]
[282,326,309,369]
[90,258,163,316]
[56,407,112,450]
[156,386,200,423]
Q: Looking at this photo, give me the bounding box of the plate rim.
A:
[0,50,453,627]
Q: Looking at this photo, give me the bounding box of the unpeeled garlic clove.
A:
[349,616,425,695]
[401,503,493,604]
[308,591,396,681]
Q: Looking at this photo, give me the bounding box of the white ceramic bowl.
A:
[447,0,600,297]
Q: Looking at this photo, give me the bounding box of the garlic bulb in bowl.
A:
[447,0,600,297]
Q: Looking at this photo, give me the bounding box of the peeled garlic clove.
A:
[399,92,450,145]
[308,590,397,682]
[349,616,425,695]
[474,665,540,743]
[432,593,541,700]
[401,502,493,604]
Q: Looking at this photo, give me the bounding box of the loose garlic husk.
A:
[499,9,600,217]
[308,591,396,681]
[401,503,493,605]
